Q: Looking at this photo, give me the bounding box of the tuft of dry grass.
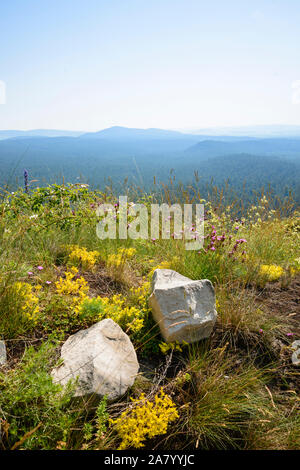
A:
[215,284,290,353]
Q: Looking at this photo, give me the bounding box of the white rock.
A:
[149,269,217,343]
[0,340,7,366]
[291,340,300,366]
[51,319,139,401]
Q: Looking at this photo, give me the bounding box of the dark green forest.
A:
[0,128,299,205]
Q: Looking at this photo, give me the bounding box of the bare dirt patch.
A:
[83,265,125,297]
[256,274,300,336]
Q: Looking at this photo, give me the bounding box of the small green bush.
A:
[0,342,77,450]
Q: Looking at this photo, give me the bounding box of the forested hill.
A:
[0,130,299,203]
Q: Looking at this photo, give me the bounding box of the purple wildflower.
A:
[24,169,29,193]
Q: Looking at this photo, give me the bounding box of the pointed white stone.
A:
[149,269,217,343]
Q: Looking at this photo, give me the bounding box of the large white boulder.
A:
[51,319,139,401]
[149,269,217,343]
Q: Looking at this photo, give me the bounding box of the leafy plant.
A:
[0,342,78,450]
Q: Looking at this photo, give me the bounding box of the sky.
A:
[0,0,300,131]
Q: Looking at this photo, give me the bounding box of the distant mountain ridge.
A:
[0,126,299,203]
[1,124,300,142]
[80,126,190,140]
[2,125,300,142]
[0,129,83,140]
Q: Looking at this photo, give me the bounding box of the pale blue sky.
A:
[0,0,299,131]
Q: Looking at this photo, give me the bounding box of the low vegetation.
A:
[0,182,299,450]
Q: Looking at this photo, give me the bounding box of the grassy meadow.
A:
[0,182,299,450]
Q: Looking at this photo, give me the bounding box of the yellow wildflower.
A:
[55,267,89,304]
[12,282,39,323]
[66,245,99,270]
[259,264,284,283]
[75,292,144,334]
[159,341,187,354]
[111,389,179,449]
[107,247,136,268]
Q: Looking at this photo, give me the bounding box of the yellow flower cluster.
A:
[159,341,186,354]
[55,266,148,333]
[67,245,99,270]
[149,260,172,278]
[129,281,150,310]
[107,247,136,268]
[111,389,179,449]
[74,292,144,333]
[55,267,89,301]
[259,264,284,283]
[13,282,39,323]
[100,294,144,333]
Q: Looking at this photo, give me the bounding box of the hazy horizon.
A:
[2,123,300,136]
[1,0,300,131]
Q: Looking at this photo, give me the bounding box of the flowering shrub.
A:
[107,247,136,268]
[73,296,105,324]
[54,268,150,335]
[55,267,89,301]
[12,282,40,324]
[129,281,150,310]
[67,245,99,270]
[110,389,179,449]
[75,294,144,334]
[102,295,144,333]
[259,264,284,284]
[106,247,137,283]
[200,222,247,259]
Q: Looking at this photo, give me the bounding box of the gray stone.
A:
[149,269,217,343]
[291,340,300,366]
[51,319,139,401]
[0,340,7,366]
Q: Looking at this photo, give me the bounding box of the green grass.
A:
[0,183,299,450]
